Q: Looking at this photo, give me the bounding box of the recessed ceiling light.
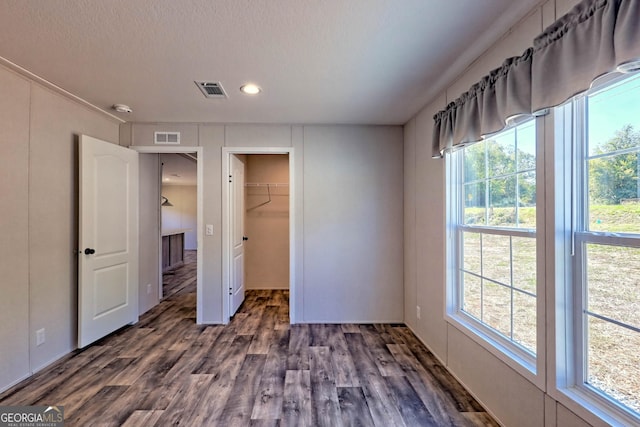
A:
[240,83,261,95]
[112,104,132,113]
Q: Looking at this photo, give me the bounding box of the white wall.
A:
[161,185,197,250]
[0,62,31,393]
[403,0,593,426]
[303,126,404,322]
[0,62,121,392]
[139,153,160,314]
[245,155,290,290]
[131,123,404,324]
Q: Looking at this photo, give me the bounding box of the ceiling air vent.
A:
[154,131,181,145]
[195,81,227,99]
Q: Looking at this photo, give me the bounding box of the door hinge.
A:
[229,174,232,183]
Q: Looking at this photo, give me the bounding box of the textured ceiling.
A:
[0,0,539,125]
[161,154,197,186]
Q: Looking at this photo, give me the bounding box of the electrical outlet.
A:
[206,224,214,236]
[147,283,152,294]
[416,305,421,320]
[36,328,45,346]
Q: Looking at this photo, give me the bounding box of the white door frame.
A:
[222,147,295,324]
[132,146,204,324]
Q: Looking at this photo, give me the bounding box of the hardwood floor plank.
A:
[190,325,238,374]
[287,324,310,370]
[111,327,155,358]
[385,375,437,426]
[0,344,112,405]
[250,419,281,427]
[340,324,361,333]
[120,410,164,427]
[237,305,267,335]
[390,327,485,412]
[360,324,405,377]
[37,357,136,417]
[269,289,288,308]
[0,258,499,427]
[309,324,331,347]
[337,387,376,427]
[218,354,268,426]
[281,370,312,427]
[99,350,185,424]
[248,305,278,354]
[344,333,406,427]
[66,385,129,426]
[153,374,213,426]
[309,346,343,427]
[251,328,289,420]
[275,299,291,331]
[387,343,471,426]
[194,371,236,424]
[211,334,254,378]
[326,324,360,387]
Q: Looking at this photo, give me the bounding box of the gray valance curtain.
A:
[432,50,532,157]
[532,0,640,112]
[432,0,640,158]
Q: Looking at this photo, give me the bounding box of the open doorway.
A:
[222,147,295,324]
[244,154,290,291]
[134,146,204,323]
[160,153,198,299]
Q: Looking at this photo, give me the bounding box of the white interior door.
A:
[78,135,138,348]
[230,154,246,315]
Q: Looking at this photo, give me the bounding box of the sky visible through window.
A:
[588,73,640,153]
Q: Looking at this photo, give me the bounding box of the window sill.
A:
[445,311,543,390]
[552,386,640,427]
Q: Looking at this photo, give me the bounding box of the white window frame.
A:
[445,117,546,388]
[552,72,640,427]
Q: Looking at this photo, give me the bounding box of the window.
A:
[446,119,539,374]
[564,72,640,421]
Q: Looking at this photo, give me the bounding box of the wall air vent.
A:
[154,131,181,145]
[195,81,228,99]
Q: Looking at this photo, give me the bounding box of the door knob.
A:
[242,236,249,241]
[84,248,96,255]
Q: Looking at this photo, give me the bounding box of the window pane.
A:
[462,273,482,321]
[464,182,486,225]
[464,141,485,182]
[516,121,536,172]
[482,234,510,286]
[489,177,516,226]
[586,244,640,330]
[487,131,516,178]
[587,73,640,157]
[588,152,640,233]
[587,315,640,415]
[518,172,536,229]
[483,281,511,337]
[449,118,538,362]
[462,232,481,274]
[513,291,536,354]
[512,237,536,294]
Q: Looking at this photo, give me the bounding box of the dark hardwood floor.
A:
[163,250,197,298]
[0,253,498,426]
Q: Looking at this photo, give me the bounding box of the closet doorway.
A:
[222,147,295,324]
